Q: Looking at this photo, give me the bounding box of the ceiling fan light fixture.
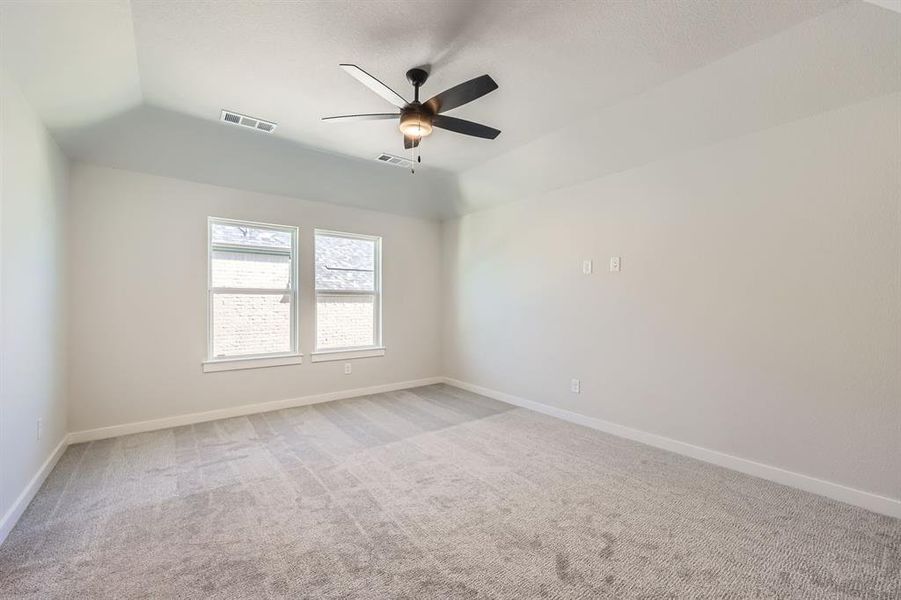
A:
[398,111,432,138]
[323,65,500,154]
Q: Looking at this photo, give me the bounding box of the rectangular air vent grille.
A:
[220,110,277,134]
[376,153,413,168]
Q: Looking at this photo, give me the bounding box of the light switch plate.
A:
[582,259,593,275]
[610,256,621,272]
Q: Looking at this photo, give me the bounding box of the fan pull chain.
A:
[411,115,423,174]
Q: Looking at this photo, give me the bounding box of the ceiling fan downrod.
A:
[406,68,429,102]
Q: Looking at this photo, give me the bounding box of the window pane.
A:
[212,293,291,357]
[211,222,291,249]
[316,294,375,349]
[315,234,375,291]
[211,250,290,289]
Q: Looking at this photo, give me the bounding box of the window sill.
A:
[202,354,303,373]
[310,347,386,363]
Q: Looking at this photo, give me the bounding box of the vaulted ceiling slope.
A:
[1,1,899,218]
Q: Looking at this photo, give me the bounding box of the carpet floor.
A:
[0,384,898,599]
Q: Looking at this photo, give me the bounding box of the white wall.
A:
[0,70,69,535]
[443,94,901,504]
[68,164,443,433]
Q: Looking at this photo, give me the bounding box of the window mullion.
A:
[211,243,292,256]
[314,289,375,296]
[212,287,292,295]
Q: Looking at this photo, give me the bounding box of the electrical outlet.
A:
[609,256,621,272]
[570,379,581,394]
[344,363,352,375]
[36,418,43,441]
[582,259,593,275]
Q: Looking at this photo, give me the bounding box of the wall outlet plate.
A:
[570,378,581,393]
[344,363,352,375]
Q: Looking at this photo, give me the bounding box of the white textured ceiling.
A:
[2,0,899,217]
[127,0,844,171]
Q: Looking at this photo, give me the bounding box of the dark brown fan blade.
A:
[424,74,498,114]
[339,64,407,108]
[432,115,500,139]
[403,135,420,149]
[322,113,399,122]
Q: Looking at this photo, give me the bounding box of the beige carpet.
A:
[0,384,898,599]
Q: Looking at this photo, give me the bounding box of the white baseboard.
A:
[0,436,68,546]
[68,377,443,444]
[1,377,443,546]
[10,375,896,551]
[442,377,901,519]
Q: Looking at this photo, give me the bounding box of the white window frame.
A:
[311,229,384,362]
[203,217,301,372]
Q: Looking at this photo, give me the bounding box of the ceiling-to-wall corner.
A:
[4,0,887,221]
[57,104,461,220]
[0,0,143,131]
[453,1,901,216]
[862,0,901,15]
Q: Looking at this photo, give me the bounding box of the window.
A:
[205,218,299,371]
[313,230,383,361]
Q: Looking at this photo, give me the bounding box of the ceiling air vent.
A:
[375,153,413,169]
[220,110,277,134]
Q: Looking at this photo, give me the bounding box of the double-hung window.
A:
[205,218,299,371]
[313,230,384,361]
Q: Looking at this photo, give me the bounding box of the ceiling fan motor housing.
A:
[399,102,434,137]
[400,69,433,137]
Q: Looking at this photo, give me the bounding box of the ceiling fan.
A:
[322,64,500,159]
